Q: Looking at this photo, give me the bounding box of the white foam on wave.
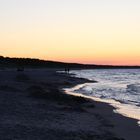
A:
[75,83,140,106]
[70,69,140,105]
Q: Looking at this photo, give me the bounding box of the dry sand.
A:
[0,68,139,140]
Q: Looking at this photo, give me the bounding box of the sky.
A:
[0,0,140,65]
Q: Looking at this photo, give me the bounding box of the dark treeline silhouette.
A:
[0,56,140,69]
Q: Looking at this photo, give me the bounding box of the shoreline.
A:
[60,72,140,140]
[0,68,139,140]
[64,82,140,126]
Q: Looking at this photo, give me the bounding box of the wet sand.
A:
[0,68,139,140]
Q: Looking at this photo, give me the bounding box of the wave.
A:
[67,69,140,125]
[127,83,140,93]
[74,84,140,106]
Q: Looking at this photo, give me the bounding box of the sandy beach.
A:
[0,68,139,140]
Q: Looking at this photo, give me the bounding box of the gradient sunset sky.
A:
[0,0,140,65]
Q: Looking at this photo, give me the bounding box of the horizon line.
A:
[0,55,140,67]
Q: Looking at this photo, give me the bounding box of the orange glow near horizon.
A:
[1,26,140,65]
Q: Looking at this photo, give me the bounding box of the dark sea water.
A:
[67,69,140,125]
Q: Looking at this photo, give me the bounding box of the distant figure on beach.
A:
[65,68,70,74]
[67,68,70,74]
[65,68,67,73]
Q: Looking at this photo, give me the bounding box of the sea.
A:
[65,69,140,125]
